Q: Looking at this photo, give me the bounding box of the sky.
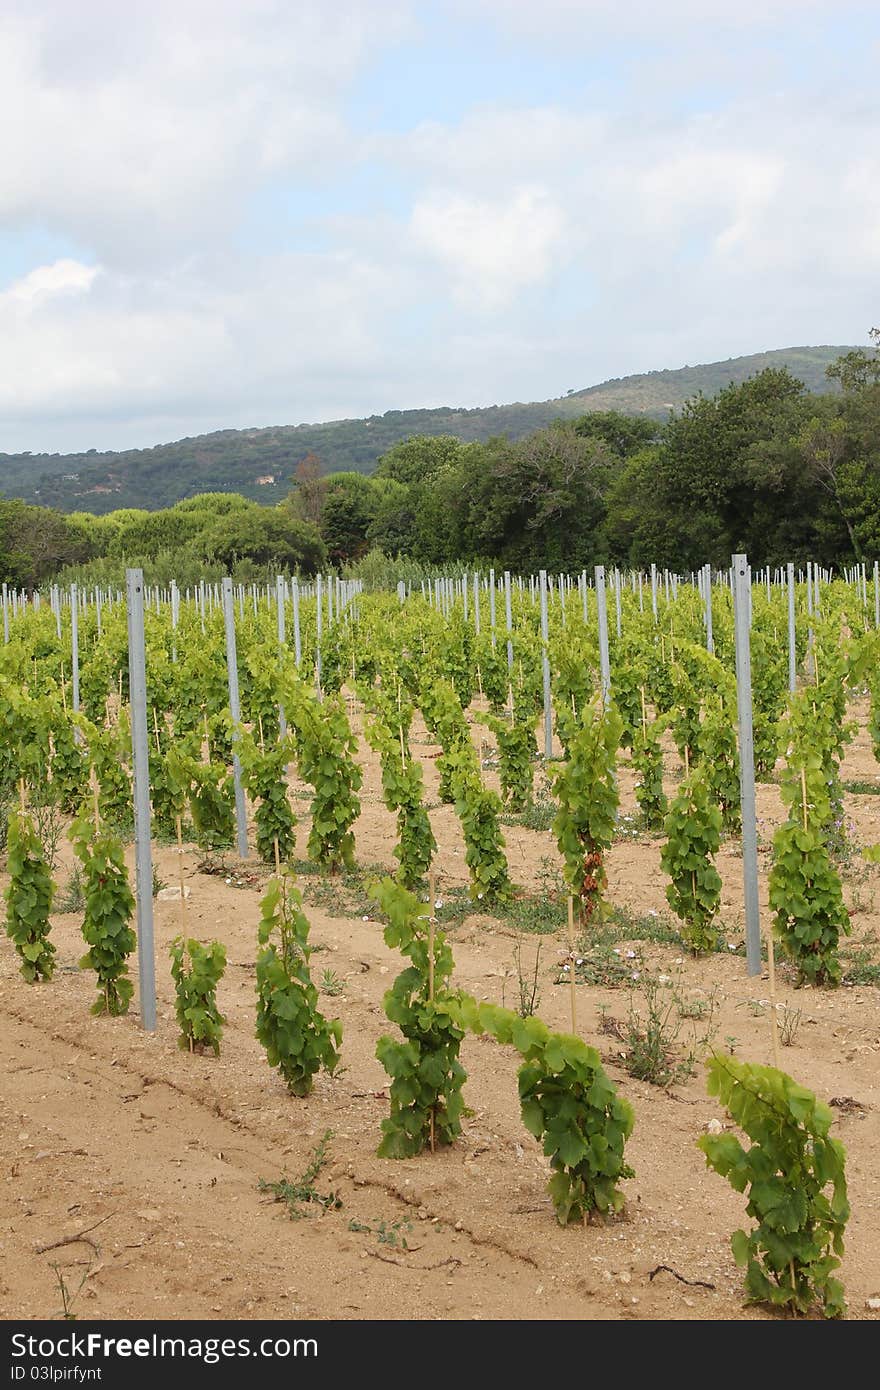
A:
[0,0,878,454]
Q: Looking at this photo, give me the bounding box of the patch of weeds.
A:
[842,779,880,796]
[51,1261,90,1321]
[291,858,378,918]
[723,1035,739,1054]
[624,974,718,1086]
[779,1004,802,1046]
[347,1217,413,1250]
[741,998,768,1017]
[259,1130,341,1219]
[431,884,477,929]
[320,969,345,997]
[152,866,167,897]
[509,936,541,1018]
[842,946,880,986]
[56,866,85,914]
[501,892,567,935]
[559,942,641,989]
[501,798,556,832]
[604,903,682,946]
[676,993,712,1021]
[613,810,643,843]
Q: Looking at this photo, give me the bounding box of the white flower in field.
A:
[631,971,640,980]
[362,915,370,921]
[477,892,484,900]
[648,910,658,918]
[435,899,443,910]
[727,943,737,952]
[562,964,570,972]
[625,950,636,959]
[613,948,621,956]
[576,958,583,965]
[225,877,232,885]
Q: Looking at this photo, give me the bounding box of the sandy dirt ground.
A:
[2,696,880,1323]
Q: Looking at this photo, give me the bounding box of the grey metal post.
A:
[614,568,622,639]
[595,565,611,707]
[170,579,179,662]
[2,584,8,644]
[650,563,658,621]
[539,571,552,758]
[315,574,323,690]
[292,577,302,667]
[787,562,797,693]
[125,570,157,1031]
[473,572,480,635]
[221,578,249,858]
[704,564,714,654]
[504,570,513,672]
[489,568,496,648]
[276,575,288,738]
[875,561,879,630]
[70,584,80,721]
[732,554,761,977]
[581,571,588,624]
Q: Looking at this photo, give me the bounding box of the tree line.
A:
[2,337,878,587]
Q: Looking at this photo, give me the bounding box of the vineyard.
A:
[2,567,880,1321]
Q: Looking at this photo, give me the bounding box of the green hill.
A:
[0,345,852,514]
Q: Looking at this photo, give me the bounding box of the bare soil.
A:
[2,698,880,1322]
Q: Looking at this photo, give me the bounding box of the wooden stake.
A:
[153,708,162,756]
[800,767,809,832]
[19,778,26,814]
[767,930,780,1070]
[640,685,647,738]
[428,868,436,1003]
[258,714,265,753]
[175,814,188,937]
[683,744,690,777]
[92,777,101,833]
[428,866,436,1154]
[567,895,577,1035]
[273,836,281,876]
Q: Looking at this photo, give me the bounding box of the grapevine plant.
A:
[4,807,56,982]
[255,870,342,1096]
[170,937,227,1054]
[660,768,722,954]
[632,720,667,830]
[70,810,136,1016]
[697,696,741,834]
[551,697,622,928]
[369,877,467,1158]
[284,679,362,871]
[363,713,436,890]
[455,997,634,1225]
[446,744,512,905]
[479,709,535,812]
[768,755,850,986]
[238,729,297,865]
[698,1055,849,1318]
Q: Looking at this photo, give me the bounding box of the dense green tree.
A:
[197,507,326,573]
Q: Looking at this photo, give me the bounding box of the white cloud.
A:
[2,259,98,304]
[0,2,876,454]
[410,186,567,309]
[0,0,413,265]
